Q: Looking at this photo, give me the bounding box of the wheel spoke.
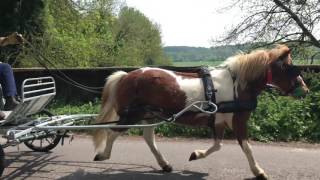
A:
[29,139,35,145]
[45,137,53,144]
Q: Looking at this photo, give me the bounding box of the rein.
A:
[21,38,103,94]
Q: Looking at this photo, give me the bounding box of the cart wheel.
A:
[24,134,61,152]
[24,109,62,152]
[0,145,5,176]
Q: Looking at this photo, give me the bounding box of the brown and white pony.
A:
[93,44,309,180]
[0,32,24,47]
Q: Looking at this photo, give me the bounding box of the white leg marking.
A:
[241,140,267,177]
[193,139,222,159]
[143,127,170,168]
[101,130,122,159]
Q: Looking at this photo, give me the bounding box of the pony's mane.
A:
[222,44,290,89]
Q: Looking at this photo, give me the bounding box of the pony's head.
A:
[225,44,309,98]
[0,32,24,46]
[268,45,309,98]
[7,32,23,45]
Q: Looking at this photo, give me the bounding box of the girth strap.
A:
[199,67,217,107]
[199,67,217,130]
[218,100,257,113]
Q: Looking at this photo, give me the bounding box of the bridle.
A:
[266,63,301,95]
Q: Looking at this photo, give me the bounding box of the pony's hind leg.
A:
[189,122,225,161]
[143,127,172,172]
[93,106,144,161]
[94,129,122,161]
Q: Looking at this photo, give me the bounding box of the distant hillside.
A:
[164,45,251,62]
[164,44,320,64]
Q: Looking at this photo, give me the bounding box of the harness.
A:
[198,66,258,114]
[199,67,217,112]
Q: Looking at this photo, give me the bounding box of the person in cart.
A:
[0,32,23,119]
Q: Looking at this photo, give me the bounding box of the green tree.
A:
[0,0,46,66]
[0,0,46,35]
[113,7,170,66]
[20,0,117,67]
[5,0,170,67]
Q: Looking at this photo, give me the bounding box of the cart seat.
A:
[0,77,56,125]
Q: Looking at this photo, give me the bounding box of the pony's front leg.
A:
[94,129,122,161]
[240,140,267,180]
[189,123,225,161]
[143,127,172,172]
[233,112,268,180]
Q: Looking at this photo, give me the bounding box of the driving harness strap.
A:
[199,67,217,110]
[198,67,217,129]
[198,66,258,114]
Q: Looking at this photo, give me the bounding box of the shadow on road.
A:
[58,169,208,180]
[2,151,58,180]
[2,151,208,180]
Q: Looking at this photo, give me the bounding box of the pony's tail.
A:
[93,71,128,150]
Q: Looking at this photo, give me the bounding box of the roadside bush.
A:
[249,72,320,142]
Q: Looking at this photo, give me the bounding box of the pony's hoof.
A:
[189,152,197,161]
[162,165,173,172]
[256,173,268,180]
[93,154,108,161]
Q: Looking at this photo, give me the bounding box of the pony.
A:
[0,32,23,47]
[92,44,309,180]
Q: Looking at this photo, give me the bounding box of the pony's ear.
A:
[278,48,291,62]
[12,32,23,44]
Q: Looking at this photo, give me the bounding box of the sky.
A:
[125,0,241,48]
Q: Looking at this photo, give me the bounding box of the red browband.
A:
[266,69,272,84]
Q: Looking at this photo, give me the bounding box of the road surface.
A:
[2,136,320,180]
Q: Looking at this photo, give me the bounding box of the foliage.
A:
[1,0,170,67]
[249,72,320,142]
[164,45,248,62]
[0,0,46,35]
[48,98,101,115]
[0,0,46,66]
[173,60,223,67]
[165,45,320,64]
[111,7,171,66]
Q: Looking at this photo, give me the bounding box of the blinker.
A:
[287,65,301,77]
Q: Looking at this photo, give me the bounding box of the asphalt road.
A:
[2,136,320,180]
